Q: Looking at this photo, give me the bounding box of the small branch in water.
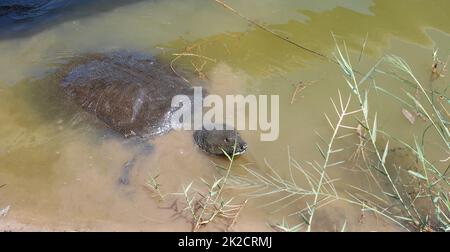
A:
[227,199,248,231]
[191,60,209,80]
[170,47,217,83]
[170,54,190,83]
[172,53,216,63]
[437,95,450,119]
[145,173,165,202]
[401,108,416,125]
[431,49,449,80]
[290,81,316,105]
[214,0,329,60]
[213,0,416,87]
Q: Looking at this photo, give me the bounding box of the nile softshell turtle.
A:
[57,51,247,183]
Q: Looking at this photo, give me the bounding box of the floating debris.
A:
[401,108,416,124]
[0,205,10,217]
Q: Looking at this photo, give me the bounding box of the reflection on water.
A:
[163,0,450,76]
[0,0,449,231]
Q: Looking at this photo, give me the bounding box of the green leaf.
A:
[363,91,369,119]
[394,215,414,222]
[212,178,224,189]
[414,138,425,165]
[408,170,427,181]
[341,220,347,232]
[383,191,399,199]
[358,57,384,86]
[345,78,355,93]
[371,113,378,144]
[221,148,232,162]
[382,140,389,165]
[300,212,310,225]
[316,143,326,160]
[184,181,193,193]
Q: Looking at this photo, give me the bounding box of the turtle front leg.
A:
[117,140,154,186]
[118,156,137,185]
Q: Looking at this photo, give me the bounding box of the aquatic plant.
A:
[148,0,449,230]
[229,36,450,232]
[145,173,165,202]
[168,143,248,232]
[332,37,450,231]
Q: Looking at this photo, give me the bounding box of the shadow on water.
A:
[0,0,148,40]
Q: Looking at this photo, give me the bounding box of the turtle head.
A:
[193,124,247,157]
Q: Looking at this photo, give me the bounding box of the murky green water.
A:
[0,0,449,231]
